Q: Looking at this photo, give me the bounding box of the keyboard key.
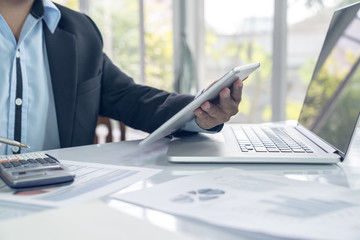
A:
[254,147,267,152]
[245,146,254,150]
[280,149,292,153]
[267,148,280,152]
[293,149,306,153]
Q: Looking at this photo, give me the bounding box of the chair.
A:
[94,117,126,144]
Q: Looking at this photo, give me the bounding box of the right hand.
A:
[194,78,243,130]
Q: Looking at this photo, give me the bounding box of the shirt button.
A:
[15,98,23,106]
[12,146,20,153]
[16,50,20,58]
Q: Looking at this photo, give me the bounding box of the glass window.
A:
[54,0,174,91]
[286,0,360,120]
[143,0,174,91]
[88,0,141,83]
[204,0,274,123]
[54,0,360,127]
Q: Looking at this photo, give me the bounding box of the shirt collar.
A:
[31,0,61,33]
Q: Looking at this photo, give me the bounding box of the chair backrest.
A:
[94,117,126,144]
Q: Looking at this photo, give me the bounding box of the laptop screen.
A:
[298,2,360,156]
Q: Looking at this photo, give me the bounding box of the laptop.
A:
[166,2,360,164]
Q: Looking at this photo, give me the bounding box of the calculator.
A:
[0,152,75,189]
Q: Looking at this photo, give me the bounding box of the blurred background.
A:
[54,0,360,141]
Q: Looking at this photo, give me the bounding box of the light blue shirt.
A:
[0,0,61,155]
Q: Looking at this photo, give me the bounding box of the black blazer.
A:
[44,4,193,148]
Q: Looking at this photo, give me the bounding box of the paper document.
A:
[0,160,160,221]
[114,168,360,240]
[0,199,197,240]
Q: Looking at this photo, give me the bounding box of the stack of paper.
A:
[114,168,360,240]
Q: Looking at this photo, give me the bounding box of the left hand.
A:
[194,78,243,130]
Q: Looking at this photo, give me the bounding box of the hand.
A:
[194,78,243,130]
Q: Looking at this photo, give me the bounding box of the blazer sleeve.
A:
[99,54,194,133]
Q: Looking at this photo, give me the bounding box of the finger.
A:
[218,88,239,117]
[231,79,243,103]
[200,101,230,123]
[200,101,219,117]
[194,108,219,130]
[218,87,234,109]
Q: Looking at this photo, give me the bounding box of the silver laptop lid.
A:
[298,2,360,159]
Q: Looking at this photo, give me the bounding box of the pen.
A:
[0,136,30,148]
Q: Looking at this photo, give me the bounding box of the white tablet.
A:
[139,62,260,146]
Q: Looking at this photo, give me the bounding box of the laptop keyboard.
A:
[231,126,313,153]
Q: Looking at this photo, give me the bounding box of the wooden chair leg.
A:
[94,117,126,143]
[120,122,126,141]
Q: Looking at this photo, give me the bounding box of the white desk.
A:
[2,128,360,240]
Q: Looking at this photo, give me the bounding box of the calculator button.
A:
[10,161,21,167]
[27,159,37,163]
[44,158,57,163]
[1,162,12,168]
[19,160,29,165]
[36,158,48,164]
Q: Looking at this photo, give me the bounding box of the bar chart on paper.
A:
[262,195,356,218]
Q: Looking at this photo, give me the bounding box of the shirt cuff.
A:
[181,118,223,133]
[177,88,223,134]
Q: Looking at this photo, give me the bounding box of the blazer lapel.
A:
[44,25,77,148]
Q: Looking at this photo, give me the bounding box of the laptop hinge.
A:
[295,124,338,154]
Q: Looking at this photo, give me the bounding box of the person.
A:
[0,0,243,155]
